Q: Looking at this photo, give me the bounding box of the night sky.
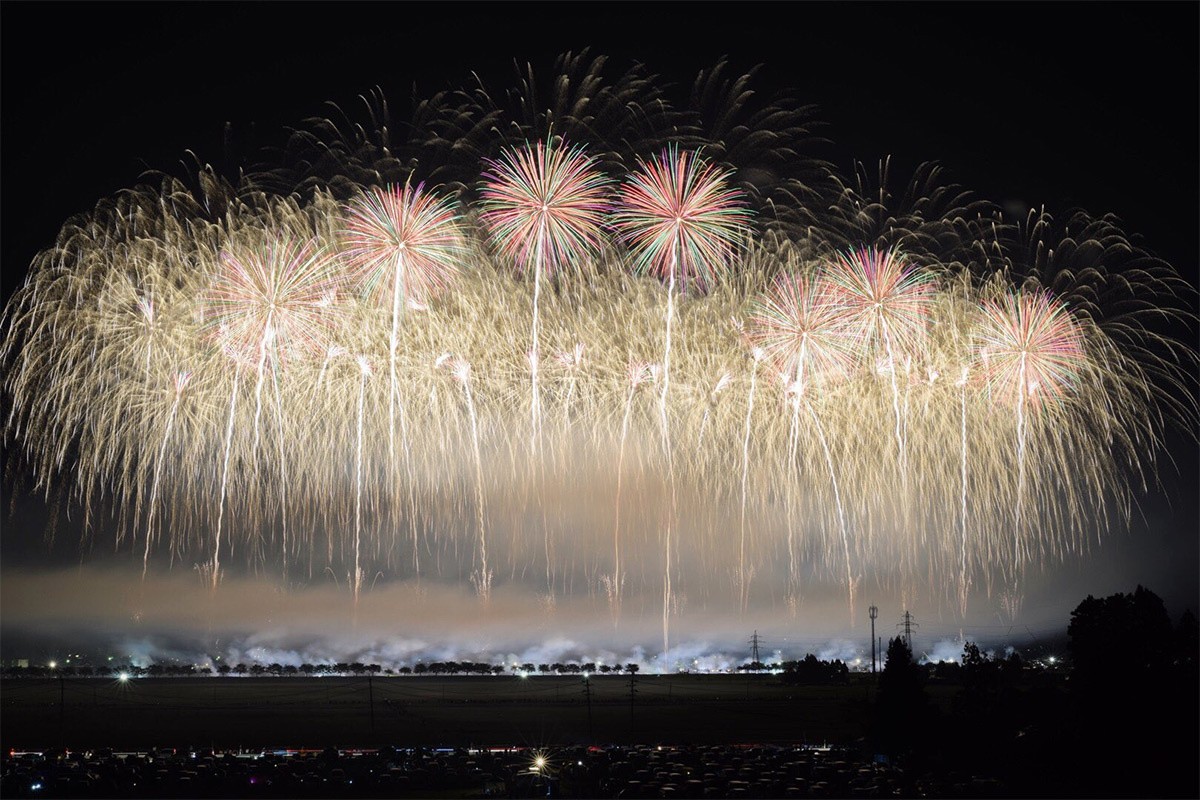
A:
[1,2,1196,664]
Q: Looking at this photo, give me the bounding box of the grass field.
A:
[0,675,939,751]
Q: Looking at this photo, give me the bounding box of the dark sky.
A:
[1,2,1196,651]
[3,1,1197,302]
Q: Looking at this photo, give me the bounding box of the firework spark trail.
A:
[353,355,371,611]
[398,398,420,578]
[387,251,407,536]
[249,321,274,460]
[1015,352,1028,574]
[607,360,653,624]
[739,348,762,614]
[440,355,491,603]
[696,371,731,451]
[958,366,970,617]
[143,371,190,580]
[270,351,290,582]
[211,367,241,592]
[138,296,155,379]
[662,264,678,657]
[804,396,855,625]
[785,374,801,610]
[532,222,545,459]
[557,343,584,431]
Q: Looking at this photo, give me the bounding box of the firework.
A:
[973,290,1087,410]
[974,289,1087,574]
[748,270,859,617]
[340,183,467,575]
[748,272,856,392]
[480,140,610,451]
[611,146,750,652]
[825,246,936,471]
[1,60,1192,640]
[205,236,340,589]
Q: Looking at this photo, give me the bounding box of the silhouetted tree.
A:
[1062,586,1197,798]
[780,654,850,685]
[873,636,930,754]
[1069,584,1173,687]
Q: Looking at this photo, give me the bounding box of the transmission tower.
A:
[749,630,761,665]
[898,611,918,651]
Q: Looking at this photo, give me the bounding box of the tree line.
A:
[1,660,646,678]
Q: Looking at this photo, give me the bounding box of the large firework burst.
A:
[1,58,1193,651]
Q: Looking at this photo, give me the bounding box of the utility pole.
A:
[869,605,879,673]
[898,611,918,652]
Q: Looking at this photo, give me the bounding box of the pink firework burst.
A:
[747,272,856,391]
[824,246,936,358]
[206,236,340,366]
[973,290,1087,408]
[610,145,750,293]
[340,182,468,304]
[479,139,610,276]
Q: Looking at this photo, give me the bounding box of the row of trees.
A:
[1,660,646,678]
[777,656,851,685]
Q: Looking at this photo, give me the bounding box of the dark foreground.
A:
[2,673,1196,798]
[3,743,1000,799]
[1,675,883,750]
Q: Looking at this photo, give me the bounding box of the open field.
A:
[0,675,946,750]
